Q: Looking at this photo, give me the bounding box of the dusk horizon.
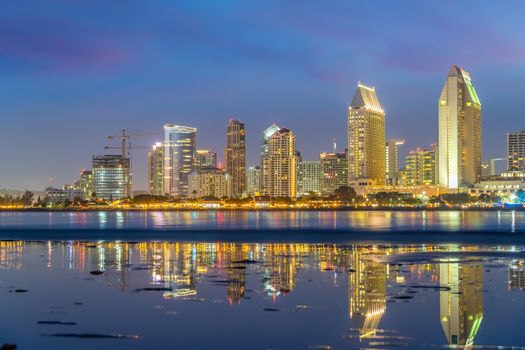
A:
[2,1,525,191]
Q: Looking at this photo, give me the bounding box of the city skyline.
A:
[2,1,525,190]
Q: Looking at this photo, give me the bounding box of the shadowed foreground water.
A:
[2,240,525,350]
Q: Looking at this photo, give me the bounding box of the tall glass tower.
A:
[438,65,482,189]
[163,124,197,197]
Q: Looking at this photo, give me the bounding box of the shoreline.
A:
[1,207,524,212]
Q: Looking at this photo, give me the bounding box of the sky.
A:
[1,0,525,191]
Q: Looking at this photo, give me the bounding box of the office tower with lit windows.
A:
[163,124,197,197]
[263,128,298,198]
[386,139,405,184]
[298,161,321,196]
[92,154,131,201]
[320,152,348,196]
[73,169,93,199]
[188,167,232,199]
[246,166,261,196]
[405,145,437,185]
[507,131,525,171]
[195,150,217,169]
[260,124,281,194]
[438,65,482,189]
[225,119,246,198]
[348,82,386,185]
[148,142,164,196]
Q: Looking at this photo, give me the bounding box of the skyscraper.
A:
[348,82,386,185]
[246,166,262,196]
[438,65,482,189]
[405,145,437,185]
[225,119,246,198]
[298,161,321,196]
[148,142,164,196]
[163,124,197,197]
[507,131,525,171]
[195,150,217,169]
[263,128,298,198]
[320,152,348,196]
[92,154,131,201]
[385,139,405,184]
[260,124,281,195]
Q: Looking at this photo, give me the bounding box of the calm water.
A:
[1,241,525,349]
[0,210,524,232]
[1,211,525,349]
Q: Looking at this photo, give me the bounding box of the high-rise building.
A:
[263,128,298,198]
[225,119,246,198]
[438,65,482,189]
[92,154,131,201]
[507,131,525,171]
[188,167,232,199]
[246,166,262,196]
[298,161,321,196]
[163,125,197,197]
[320,152,348,196]
[78,170,93,199]
[481,161,491,178]
[386,139,405,184]
[148,142,164,196]
[196,149,217,169]
[348,82,386,185]
[405,145,437,185]
[260,124,281,195]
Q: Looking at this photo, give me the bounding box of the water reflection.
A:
[439,259,483,349]
[2,210,525,232]
[1,240,525,349]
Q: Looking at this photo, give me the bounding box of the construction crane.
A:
[106,129,159,158]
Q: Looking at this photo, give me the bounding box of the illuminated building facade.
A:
[405,145,437,185]
[386,139,405,184]
[225,119,246,198]
[320,152,348,196]
[188,167,232,198]
[263,128,298,198]
[246,166,261,196]
[507,131,525,171]
[260,123,281,195]
[92,154,131,201]
[148,142,164,196]
[73,169,93,199]
[348,82,386,185]
[298,160,321,196]
[196,149,217,169]
[163,124,197,197]
[438,65,482,189]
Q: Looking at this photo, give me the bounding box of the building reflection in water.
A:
[348,251,387,339]
[509,260,525,290]
[2,240,511,348]
[439,259,483,350]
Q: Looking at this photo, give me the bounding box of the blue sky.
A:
[1,0,525,190]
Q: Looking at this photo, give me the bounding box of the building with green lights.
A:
[438,65,482,189]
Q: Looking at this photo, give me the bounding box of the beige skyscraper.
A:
[260,124,281,195]
[225,119,246,198]
[438,65,482,189]
[348,82,386,185]
[263,128,298,198]
[148,142,164,196]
